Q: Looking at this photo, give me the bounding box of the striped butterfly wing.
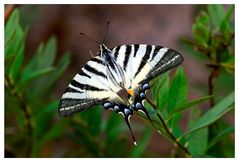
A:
[58,55,116,117]
[58,43,183,145]
[111,44,183,89]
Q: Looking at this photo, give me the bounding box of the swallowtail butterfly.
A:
[58,42,183,145]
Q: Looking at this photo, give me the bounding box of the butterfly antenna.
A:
[124,117,137,146]
[102,21,111,44]
[80,33,101,45]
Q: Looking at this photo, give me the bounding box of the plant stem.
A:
[5,74,33,157]
[207,62,220,108]
[145,97,191,157]
[208,70,214,107]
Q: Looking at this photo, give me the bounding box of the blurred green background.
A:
[4,4,234,157]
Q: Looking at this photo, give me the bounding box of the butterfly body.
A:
[58,43,183,144]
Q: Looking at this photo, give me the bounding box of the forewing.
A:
[111,44,183,88]
[58,55,115,116]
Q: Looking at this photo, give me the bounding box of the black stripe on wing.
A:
[90,57,104,65]
[84,64,107,78]
[78,70,91,78]
[134,45,152,77]
[64,87,83,93]
[123,45,132,70]
[58,98,107,116]
[71,80,106,91]
[150,46,163,61]
[113,46,121,59]
[146,48,184,82]
[133,44,139,57]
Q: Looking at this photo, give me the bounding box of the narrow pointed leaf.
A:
[105,113,122,145]
[206,125,234,151]
[180,92,234,138]
[167,95,213,121]
[20,67,55,85]
[187,108,208,156]
[5,9,19,46]
[207,4,225,28]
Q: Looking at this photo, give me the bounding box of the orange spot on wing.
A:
[127,89,134,96]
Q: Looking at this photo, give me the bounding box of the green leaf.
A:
[5,9,19,46]
[20,67,55,85]
[180,92,234,138]
[167,95,213,121]
[33,101,60,156]
[188,127,208,157]
[24,45,43,76]
[5,13,27,83]
[8,43,24,81]
[5,24,25,59]
[25,51,70,101]
[220,5,234,34]
[130,128,152,157]
[34,100,59,119]
[34,52,70,96]
[79,106,102,136]
[157,77,169,113]
[151,72,169,98]
[167,67,188,114]
[192,11,210,47]
[105,112,122,145]
[38,37,57,68]
[33,123,64,156]
[151,72,170,117]
[23,37,56,75]
[187,108,208,156]
[22,37,56,78]
[221,56,234,74]
[207,5,226,28]
[206,125,234,151]
[167,68,188,136]
[33,101,57,137]
[46,53,70,84]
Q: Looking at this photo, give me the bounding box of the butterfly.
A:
[58,43,183,145]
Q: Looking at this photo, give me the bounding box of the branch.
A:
[5,74,33,157]
[145,97,191,157]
